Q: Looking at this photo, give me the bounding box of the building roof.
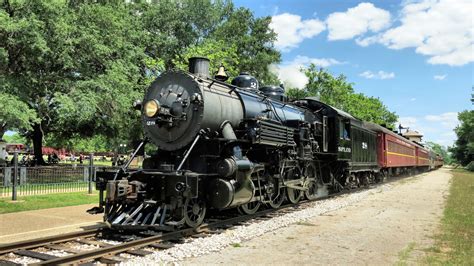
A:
[403,130,423,137]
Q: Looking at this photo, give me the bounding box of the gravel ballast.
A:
[125,185,392,265]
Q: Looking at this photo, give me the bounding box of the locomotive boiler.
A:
[94,57,322,229]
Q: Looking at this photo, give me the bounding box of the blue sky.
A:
[235,0,473,147]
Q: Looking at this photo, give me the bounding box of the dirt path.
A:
[0,204,102,244]
[185,168,452,265]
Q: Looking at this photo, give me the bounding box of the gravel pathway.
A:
[184,168,451,265]
[125,184,390,265]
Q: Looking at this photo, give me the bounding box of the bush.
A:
[466,161,474,172]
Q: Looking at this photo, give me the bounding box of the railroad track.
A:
[0,206,294,265]
[0,175,409,265]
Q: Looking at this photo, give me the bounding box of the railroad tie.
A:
[13,250,58,261]
[99,256,124,264]
[0,259,21,266]
[126,249,153,257]
[191,233,209,238]
[149,243,175,249]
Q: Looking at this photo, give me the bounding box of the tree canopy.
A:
[0,0,148,163]
[1,0,410,158]
[450,110,474,166]
[0,93,37,140]
[287,64,398,127]
[0,0,281,161]
[425,141,452,165]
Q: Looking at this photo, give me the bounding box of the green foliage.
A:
[0,0,281,155]
[450,110,474,166]
[0,1,147,159]
[3,132,27,144]
[170,3,281,84]
[45,134,110,153]
[138,0,235,69]
[289,64,398,126]
[0,93,38,139]
[209,7,280,84]
[425,141,453,164]
[173,39,241,79]
[466,161,474,172]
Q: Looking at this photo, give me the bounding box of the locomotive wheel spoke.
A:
[268,186,285,209]
[183,197,206,228]
[238,201,261,215]
[286,187,302,204]
[303,163,320,200]
[304,180,319,200]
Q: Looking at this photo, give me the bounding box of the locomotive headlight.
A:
[144,99,160,118]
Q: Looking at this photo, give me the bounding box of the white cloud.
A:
[433,74,447,80]
[425,112,459,128]
[410,98,416,101]
[359,70,395,79]
[398,116,418,128]
[326,2,391,40]
[378,0,473,66]
[270,56,343,88]
[397,113,459,146]
[270,13,325,51]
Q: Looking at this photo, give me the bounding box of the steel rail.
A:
[4,174,412,265]
[32,208,278,265]
[0,228,103,255]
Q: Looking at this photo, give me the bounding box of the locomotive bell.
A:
[215,65,228,81]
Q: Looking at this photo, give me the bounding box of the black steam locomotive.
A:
[93,57,380,230]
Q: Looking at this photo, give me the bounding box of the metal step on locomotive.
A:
[90,57,443,230]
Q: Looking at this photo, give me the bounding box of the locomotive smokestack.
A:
[188,57,210,78]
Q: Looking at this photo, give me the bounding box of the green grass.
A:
[397,242,416,265]
[423,169,474,265]
[0,191,99,214]
[230,243,242,248]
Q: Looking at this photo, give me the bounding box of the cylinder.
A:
[188,57,210,78]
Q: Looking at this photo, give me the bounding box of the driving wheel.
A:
[183,197,206,228]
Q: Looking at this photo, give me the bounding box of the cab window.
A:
[339,120,351,140]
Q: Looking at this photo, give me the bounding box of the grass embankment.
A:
[424,169,473,265]
[0,191,99,214]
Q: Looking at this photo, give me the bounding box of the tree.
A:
[169,3,281,84]
[209,7,280,84]
[0,1,147,164]
[0,93,37,140]
[1,0,282,163]
[173,39,241,79]
[3,132,27,144]
[138,0,235,70]
[288,64,398,126]
[450,110,474,166]
[425,141,452,165]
